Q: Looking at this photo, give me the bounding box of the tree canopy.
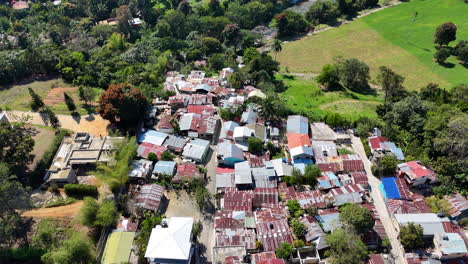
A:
[400,223,424,251]
[339,203,375,234]
[325,227,368,264]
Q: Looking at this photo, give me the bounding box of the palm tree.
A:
[271,39,283,60]
[258,93,286,121]
[92,137,137,195]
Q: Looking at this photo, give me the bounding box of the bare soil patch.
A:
[21,201,83,219]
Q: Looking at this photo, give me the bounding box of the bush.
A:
[247,137,264,154]
[160,151,175,161]
[45,197,77,208]
[0,247,45,262]
[64,184,98,196]
[434,47,451,64]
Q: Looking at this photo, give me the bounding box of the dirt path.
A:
[6,111,110,136]
[351,135,405,264]
[22,201,83,219]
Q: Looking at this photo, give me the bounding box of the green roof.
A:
[101,231,135,264]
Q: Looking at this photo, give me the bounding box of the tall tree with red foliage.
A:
[98,83,148,128]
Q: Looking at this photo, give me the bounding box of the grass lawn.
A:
[279,74,382,121]
[0,78,101,115]
[28,125,57,169]
[277,0,468,90]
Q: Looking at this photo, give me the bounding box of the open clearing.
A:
[22,201,83,219]
[277,0,468,90]
[279,74,382,120]
[28,126,56,169]
[0,78,100,115]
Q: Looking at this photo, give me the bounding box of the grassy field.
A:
[277,0,468,90]
[279,74,383,121]
[0,78,100,115]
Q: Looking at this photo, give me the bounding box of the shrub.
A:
[160,151,175,161]
[64,184,98,196]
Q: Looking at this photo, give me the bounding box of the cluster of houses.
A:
[367,133,468,264]
[37,66,468,264]
[212,113,389,263]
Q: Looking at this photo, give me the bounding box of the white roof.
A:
[145,217,194,261]
[218,141,244,161]
[394,213,449,235]
[271,158,293,177]
[128,159,152,178]
[233,126,255,139]
[220,121,239,138]
[241,109,257,124]
[290,146,314,157]
[235,161,252,185]
[138,130,168,146]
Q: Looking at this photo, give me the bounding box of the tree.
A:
[28,87,45,111]
[248,137,264,154]
[0,122,35,168]
[325,227,368,264]
[192,221,203,241]
[201,37,222,55]
[271,39,282,60]
[0,163,31,246]
[454,40,468,64]
[208,53,226,70]
[275,242,294,259]
[339,203,374,234]
[92,137,137,193]
[64,92,76,112]
[243,47,260,64]
[336,58,370,92]
[95,200,118,227]
[257,93,287,121]
[80,197,99,227]
[274,11,309,38]
[434,46,451,64]
[147,152,158,162]
[78,86,97,105]
[98,83,149,128]
[425,196,451,216]
[400,222,424,251]
[287,199,304,218]
[434,22,457,47]
[160,151,175,161]
[222,24,241,50]
[195,185,212,212]
[380,155,397,176]
[290,218,307,239]
[316,64,340,90]
[303,164,320,187]
[306,0,339,25]
[377,66,405,103]
[44,107,61,129]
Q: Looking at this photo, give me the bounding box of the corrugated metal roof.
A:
[316,213,341,232]
[446,193,468,218]
[215,228,257,250]
[287,134,311,149]
[215,173,236,189]
[340,154,365,171]
[312,140,338,158]
[218,141,244,161]
[223,188,254,211]
[163,135,188,152]
[179,113,201,131]
[394,213,449,235]
[299,216,325,242]
[152,161,176,176]
[287,115,309,135]
[182,139,210,161]
[235,161,253,185]
[290,146,314,157]
[254,207,288,224]
[138,130,168,146]
[137,142,168,159]
[311,122,336,141]
[241,109,257,124]
[101,231,135,264]
[134,184,164,211]
[256,219,294,252]
[173,163,203,183]
[271,159,293,177]
[329,184,364,196]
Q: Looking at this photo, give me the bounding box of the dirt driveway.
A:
[7,111,110,136]
[21,201,83,219]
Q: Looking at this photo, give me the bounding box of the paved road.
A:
[351,135,405,264]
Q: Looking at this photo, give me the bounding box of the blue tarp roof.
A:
[381,177,401,199]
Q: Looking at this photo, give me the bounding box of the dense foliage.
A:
[325,227,368,264]
[64,183,98,196]
[339,203,374,234]
[399,223,424,251]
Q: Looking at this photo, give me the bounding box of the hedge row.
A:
[64,184,98,196]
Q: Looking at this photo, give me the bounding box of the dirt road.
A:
[21,201,83,219]
[351,135,405,264]
[6,111,109,136]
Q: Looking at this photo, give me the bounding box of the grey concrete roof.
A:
[287,115,309,135]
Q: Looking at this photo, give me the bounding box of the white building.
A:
[145,217,194,264]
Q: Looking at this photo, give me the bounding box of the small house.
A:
[128,159,153,180]
[138,130,168,146]
[152,161,176,177]
[397,161,436,186]
[311,122,336,141]
[217,141,244,166]
[182,139,210,163]
[133,184,165,212]
[234,161,253,189]
[287,115,309,135]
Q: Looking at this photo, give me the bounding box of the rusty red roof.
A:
[216,228,256,250]
[447,193,468,218]
[137,142,168,159]
[217,167,235,173]
[369,136,387,150]
[350,171,368,186]
[329,184,364,196]
[133,184,164,211]
[367,254,385,264]
[156,116,174,130]
[225,256,241,264]
[187,104,216,116]
[256,219,294,252]
[395,177,412,200]
[251,252,277,264]
[253,188,278,207]
[300,215,325,242]
[341,154,365,171]
[173,163,203,183]
[258,259,285,264]
[223,188,254,211]
[278,182,296,201]
[255,207,288,224]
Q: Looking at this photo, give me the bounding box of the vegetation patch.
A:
[277,0,468,89]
